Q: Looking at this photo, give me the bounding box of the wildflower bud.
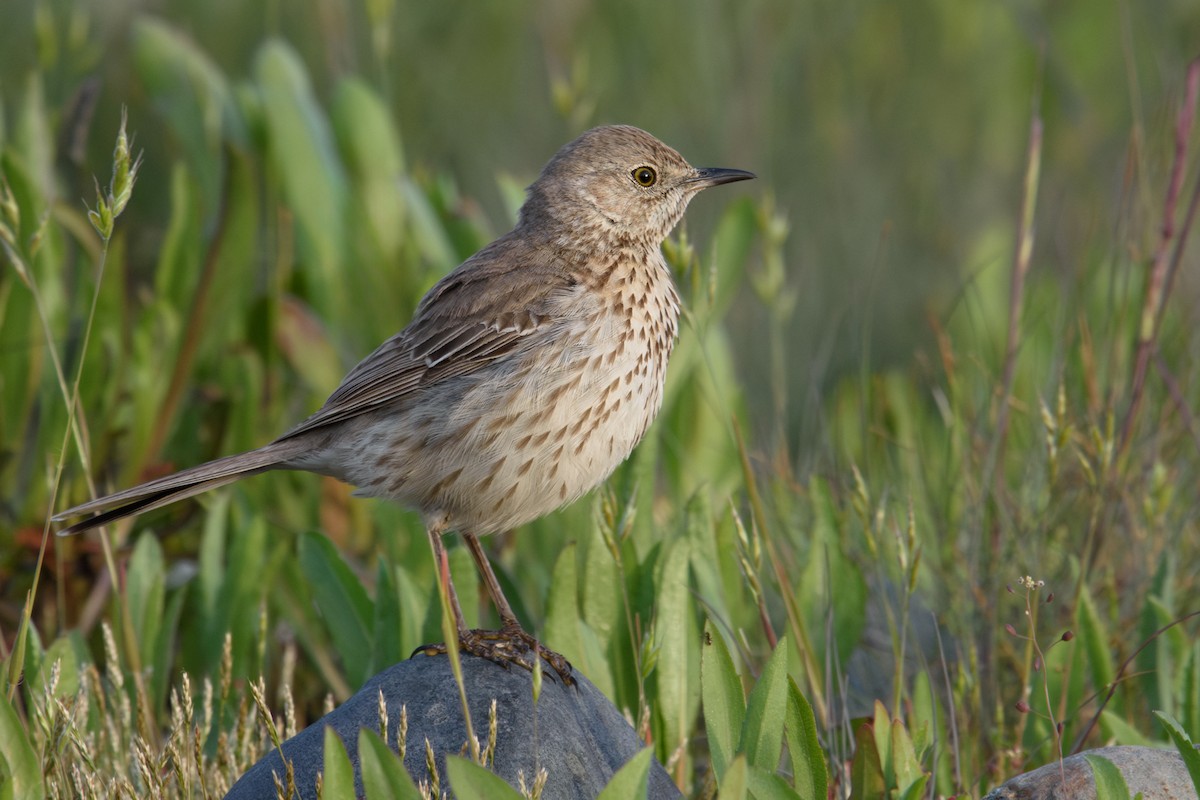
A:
[1033,657,1042,672]
[1006,584,1014,594]
[1015,700,1031,713]
[1061,631,1074,642]
[1005,624,1017,636]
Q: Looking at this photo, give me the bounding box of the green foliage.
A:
[1086,754,1135,800]
[1,3,1199,798]
[0,690,43,800]
[702,629,827,798]
[359,729,423,800]
[1154,712,1200,795]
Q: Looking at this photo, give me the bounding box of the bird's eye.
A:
[631,166,657,187]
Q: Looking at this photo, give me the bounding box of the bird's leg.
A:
[411,522,473,659]
[411,528,574,685]
[462,532,575,685]
[427,520,470,633]
[460,531,520,626]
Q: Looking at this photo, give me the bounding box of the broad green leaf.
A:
[596,748,652,800]
[740,636,788,772]
[718,755,749,800]
[872,701,893,787]
[254,38,348,314]
[1077,586,1115,696]
[1153,711,1200,793]
[544,543,589,672]
[582,509,621,650]
[849,720,886,800]
[655,535,699,763]
[1085,754,1134,800]
[153,162,201,308]
[784,677,827,798]
[1184,643,1200,738]
[358,729,423,800]
[445,756,524,800]
[322,727,356,799]
[702,620,746,779]
[127,532,166,678]
[332,77,406,256]
[746,765,803,800]
[1098,708,1154,747]
[28,631,88,701]
[889,716,926,792]
[392,562,432,656]
[372,557,405,673]
[299,531,373,687]
[0,690,44,800]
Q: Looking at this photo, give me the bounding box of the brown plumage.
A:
[54,125,754,680]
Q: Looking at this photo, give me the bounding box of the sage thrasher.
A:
[55,124,754,681]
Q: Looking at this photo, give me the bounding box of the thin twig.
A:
[1119,58,1200,450]
[1071,608,1200,753]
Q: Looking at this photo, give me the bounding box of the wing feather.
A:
[276,235,578,441]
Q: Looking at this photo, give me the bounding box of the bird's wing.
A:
[276,238,580,441]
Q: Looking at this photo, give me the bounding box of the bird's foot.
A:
[411,622,575,686]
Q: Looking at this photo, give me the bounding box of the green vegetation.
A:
[2,1,1199,797]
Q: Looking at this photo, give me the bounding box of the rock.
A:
[983,745,1196,799]
[224,653,682,799]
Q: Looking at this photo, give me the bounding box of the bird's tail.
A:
[53,440,308,535]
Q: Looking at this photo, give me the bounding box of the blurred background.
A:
[4,0,1196,448]
[3,1,1200,793]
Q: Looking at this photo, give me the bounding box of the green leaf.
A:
[358,729,423,800]
[1153,711,1200,793]
[322,727,356,799]
[717,755,749,800]
[544,542,590,674]
[445,756,524,800]
[849,720,886,800]
[0,690,44,800]
[655,535,699,763]
[889,714,927,793]
[702,620,746,779]
[153,162,201,308]
[332,77,406,254]
[372,557,405,673]
[1077,585,1115,696]
[253,38,348,314]
[391,562,433,656]
[872,702,893,787]
[299,531,374,687]
[582,509,622,652]
[746,765,803,800]
[127,532,166,680]
[784,677,827,798]
[596,748,652,800]
[1184,642,1200,738]
[1099,708,1154,747]
[739,636,788,772]
[1086,754,1134,800]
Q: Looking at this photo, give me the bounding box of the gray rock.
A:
[983,745,1197,799]
[224,653,682,799]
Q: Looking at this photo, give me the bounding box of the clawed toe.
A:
[411,626,575,686]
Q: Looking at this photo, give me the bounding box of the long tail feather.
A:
[53,440,306,535]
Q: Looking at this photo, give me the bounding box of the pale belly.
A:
[322,302,676,534]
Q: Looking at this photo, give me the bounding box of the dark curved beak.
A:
[687,167,757,188]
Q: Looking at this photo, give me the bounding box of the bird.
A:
[54,124,755,682]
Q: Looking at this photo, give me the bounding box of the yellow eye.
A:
[631,166,657,187]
